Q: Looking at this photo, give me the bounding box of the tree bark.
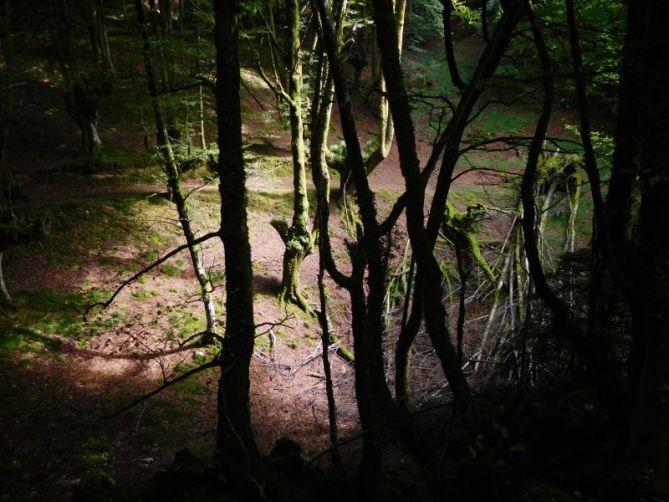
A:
[623,3,669,497]
[315,0,398,487]
[272,0,313,312]
[371,0,471,410]
[212,3,262,498]
[135,0,217,338]
[443,0,466,90]
[519,0,627,431]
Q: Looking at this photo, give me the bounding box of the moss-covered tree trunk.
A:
[135,0,216,337]
[270,0,313,312]
[213,2,262,498]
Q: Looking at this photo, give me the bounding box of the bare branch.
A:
[84,231,220,319]
[105,359,219,418]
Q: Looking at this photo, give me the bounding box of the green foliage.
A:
[159,263,180,277]
[131,288,159,300]
[527,0,625,105]
[405,0,444,50]
[564,124,614,176]
[443,202,495,281]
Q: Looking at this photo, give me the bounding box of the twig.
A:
[105,359,219,418]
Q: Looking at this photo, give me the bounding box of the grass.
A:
[246,154,293,178]
[246,189,295,218]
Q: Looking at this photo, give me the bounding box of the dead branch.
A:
[83,231,220,320]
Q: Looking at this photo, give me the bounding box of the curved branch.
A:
[84,231,220,319]
[105,359,219,418]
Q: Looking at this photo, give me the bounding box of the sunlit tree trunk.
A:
[270,0,313,312]
[340,0,407,184]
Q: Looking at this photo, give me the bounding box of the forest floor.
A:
[0,39,585,501]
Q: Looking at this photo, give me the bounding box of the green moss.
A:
[247,189,294,217]
[0,332,26,354]
[82,437,111,466]
[160,263,179,277]
[173,377,209,395]
[131,289,152,300]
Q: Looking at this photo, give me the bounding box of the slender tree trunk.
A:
[0,250,12,308]
[136,0,216,338]
[315,0,397,486]
[394,257,419,408]
[195,9,207,150]
[371,0,472,410]
[359,0,407,180]
[443,0,466,90]
[519,0,628,431]
[481,0,490,43]
[97,0,114,73]
[605,0,644,392]
[454,241,468,365]
[212,2,262,498]
[273,0,312,311]
[0,0,14,310]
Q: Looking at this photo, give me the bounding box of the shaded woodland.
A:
[1,0,668,501]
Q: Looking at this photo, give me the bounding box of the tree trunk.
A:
[370,0,472,410]
[0,250,13,308]
[272,0,313,312]
[135,0,217,338]
[443,0,466,90]
[623,3,669,497]
[520,0,628,431]
[355,0,407,183]
[212,2,262,498]
[315,0,397,486]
